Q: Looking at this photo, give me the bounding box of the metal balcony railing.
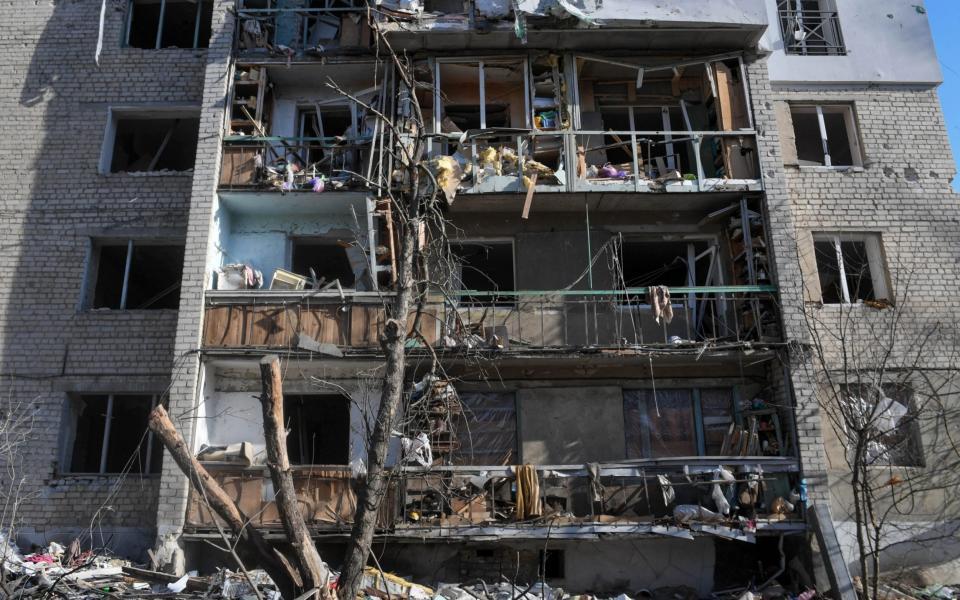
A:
[219,135,376,191]
[201,286,781,351]
[778,10,846,56]
[236,4,369,54]
[427,129,762,195]
[435,287,780,347]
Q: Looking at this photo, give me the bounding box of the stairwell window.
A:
[812,233,889,304]
[790,104,862,167]
[84,239,185,310]
[126,0,214,49]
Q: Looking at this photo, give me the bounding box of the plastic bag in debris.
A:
[402,432,434,467]
[711,466,736,515]
[674,504,724,524]
[350,457,367,477]
[875,394,908,433]
[219,569,280,599]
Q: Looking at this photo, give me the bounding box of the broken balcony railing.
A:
[778,10,846,56]
[236,3,369,54]
[439,286,780,347]
[397,460,803,538]
[200,286,781,351]
[429,129,761,195]
[219,135,375,190]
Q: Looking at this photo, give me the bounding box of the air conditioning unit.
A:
[270,268,307,290]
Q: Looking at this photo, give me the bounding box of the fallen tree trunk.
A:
[259,355,332,598]
[148,405,302,600]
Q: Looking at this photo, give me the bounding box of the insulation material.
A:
[673,504,723,524]
[453,392,517,466]
[427,155,463,204]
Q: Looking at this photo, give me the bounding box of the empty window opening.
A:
[67,394,162,474]
[89,240,184,310]
[624,388,734,458]
[450,241,515,304]
[127,0,214,49]
[291,239,357,288]
[109,116,200,173]
[297,106,361,174]
[283,395,350,465]
[435,60,529,143]
[618,239,711,289]
[790,104,860,167]
[813,233,888,304]
[539,550,565,579]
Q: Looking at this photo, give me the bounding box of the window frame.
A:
[62,393,162,476]
[125,0,212,50]
[812,232,889,305]
[790,104,862,168]
[81,237,185,311]
[624,387,739,458]
[99,106,202,175]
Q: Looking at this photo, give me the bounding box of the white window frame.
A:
[813,232,889,304]
[64,393,160,475]
[125,0,210,50]
[82,237,184,310]
[790,104,862,168]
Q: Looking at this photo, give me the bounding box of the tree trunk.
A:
[148,405,302,600]
[259,355,332,598]
[336,216,418,600]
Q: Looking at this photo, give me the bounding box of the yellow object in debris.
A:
[360,567,434,600]
[524,159,554,177]
[522,175,534,190]
[479,146,501,175]
[427,155,463,204]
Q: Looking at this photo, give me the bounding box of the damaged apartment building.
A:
[1,0,959,596]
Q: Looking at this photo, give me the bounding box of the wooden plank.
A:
[203,306,245,347]
[350,305,384,348]
[246,306,297,347]
[300,304,348,345]
[521,173,537,219]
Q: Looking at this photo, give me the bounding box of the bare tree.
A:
[797,241,960,600]
[0,389,37,595]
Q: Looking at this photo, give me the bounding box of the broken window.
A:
[624,388,734,458]
[790,104,861,167]
[87,239,184,310]
[777,0,846,56]
[297,105,361,174]
[450,240,515,304]
[107,114,200,173]
[452,392,517,466]
[618,239,712,289]
[66,394,162,474]
[842,383,923,467]
[436,60,527,132]
[813,233,888,304]
[290,238,358,288]
[126,0,214,49]
[283,395,350,465]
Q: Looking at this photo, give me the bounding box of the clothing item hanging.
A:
[647,285,674,324]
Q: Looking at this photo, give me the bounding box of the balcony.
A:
[201,286,780,353]
[183,460,802,540]
[235,3,371,58]
[777,9,846,56]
